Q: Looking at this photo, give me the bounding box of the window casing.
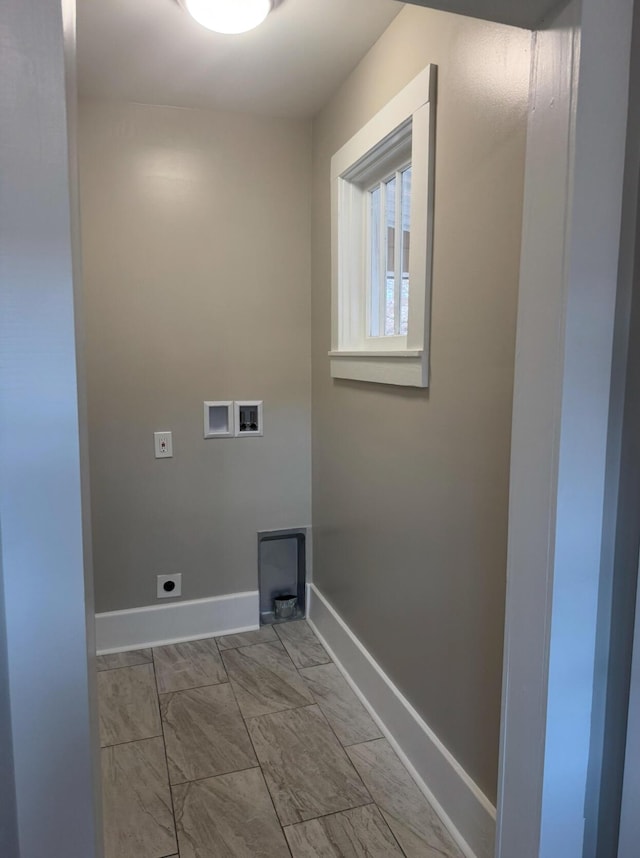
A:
[329,65,436,387]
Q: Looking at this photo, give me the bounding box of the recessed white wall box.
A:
[204,401,234,438]
[258,528,307,625]
[154,431,173,458]
[157,573,182,599]
[235,401,263,437]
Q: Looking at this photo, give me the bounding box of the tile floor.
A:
[97,620,464,858]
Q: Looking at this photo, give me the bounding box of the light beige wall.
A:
[311,5,530,801]
[79,100,312,613]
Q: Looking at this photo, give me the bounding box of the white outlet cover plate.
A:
[154,431,173,458]
[157,573,182,599]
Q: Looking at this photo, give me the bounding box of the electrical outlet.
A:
[154,431,173,458]
[157,573,181,599]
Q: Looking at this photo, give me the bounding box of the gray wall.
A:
[310,4,529,802]
[0,0,101,854]
[78,100,312,613]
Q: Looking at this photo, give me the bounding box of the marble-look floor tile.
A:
[274,621,330,668]
[160,682,257,784]
[216,626,278,651]
[153,638,227,694]
[346,739,463,858]
[102,737,177,858]
[284,804,404,857]
[221,641,313,718]
[247,704,371,826]
[98,663,162,747]
[97,648,153,671]
[173,768,290,858]
[299,663,382,747]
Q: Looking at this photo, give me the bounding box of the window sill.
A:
[329,350,428,387]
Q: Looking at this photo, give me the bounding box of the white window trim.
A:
[329,64,436,388]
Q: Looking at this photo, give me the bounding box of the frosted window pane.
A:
[368,167,411,339]
[370,186,381,337]
[385,176,396,336]
[400,167,411,336]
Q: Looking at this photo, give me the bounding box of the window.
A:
[369,165,412,338]
[329,65,436,387]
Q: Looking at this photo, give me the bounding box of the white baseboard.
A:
[307,583,496,858]
[96,591,259,654]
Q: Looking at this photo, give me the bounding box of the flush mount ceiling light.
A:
[181,0,273,34]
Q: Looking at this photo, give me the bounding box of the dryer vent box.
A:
[258,528,306,625]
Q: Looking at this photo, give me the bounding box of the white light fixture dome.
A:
[182,0,272,34]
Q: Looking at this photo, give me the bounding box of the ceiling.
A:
[403,0,560,29]
[77,0,403,118]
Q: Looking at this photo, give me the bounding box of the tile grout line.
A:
[283,626,410,851]
[96,660,153,673]
[223,654,295,858]
[97,658,164,749]
[283,798,377,830]
[296,684,374,806]
[283,631,410,857]
[226,623,380,841]
[377,803,412,858]
[169,763,262,789]
[153,638,230,696]
[217,627,357,854]
[296,662,384,747]
[284,630,427,857]
[209,633,293,854]
[151,648,180,857]
[156,678,230,698]
[288,632,381,772]
[281,797,413,857]
[216,630,279,653]
[242,700,324,721]
[101,732,164,751]
[273,621,332,671]
[288,636,411,857]
[218,636,316,720]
